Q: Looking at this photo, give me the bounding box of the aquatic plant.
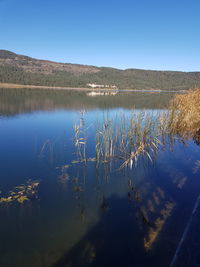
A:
[74,110,87,163]
[95,119,115,163]
[93,112,164,169]
[0,179,40,205]
[119,112,163,169]
[69,89,200,172]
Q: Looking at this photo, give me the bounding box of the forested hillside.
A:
[1,50,200,90]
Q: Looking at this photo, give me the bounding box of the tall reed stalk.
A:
[93,112,164,169]
[74,111,87,163]
[72,88,200,170]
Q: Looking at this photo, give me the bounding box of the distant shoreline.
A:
[0,82,96,91]
[0,82,186,93]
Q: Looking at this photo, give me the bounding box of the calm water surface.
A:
[0,89,199,267]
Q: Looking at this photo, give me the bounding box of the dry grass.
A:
[169,88,200,138]
[91,112,164,169]
[71,88,200,169]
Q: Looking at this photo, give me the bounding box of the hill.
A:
[0,49,200,90]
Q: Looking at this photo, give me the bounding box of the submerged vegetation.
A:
[0,179,40,205]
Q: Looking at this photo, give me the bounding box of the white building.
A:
[87,83,117,89]
[87,83,105,88]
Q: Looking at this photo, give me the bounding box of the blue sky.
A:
[0,0,200,71]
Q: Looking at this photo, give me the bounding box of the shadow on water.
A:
[53,195,147,267]
[53,191,174,267]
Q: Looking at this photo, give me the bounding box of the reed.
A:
[118,112,163,169]
[96,119,115,163]
[74,111,87,163]
[92,112,164,169]
[72,89,200,170]
[169,88,200,138]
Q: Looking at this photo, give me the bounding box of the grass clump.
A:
[70,89,200,171]
[94,112,164,169]
[169,88,200,138]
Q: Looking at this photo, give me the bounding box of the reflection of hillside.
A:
[0,88,174,116]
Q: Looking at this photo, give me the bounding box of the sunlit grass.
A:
[71,88,200,170]
[72,111,166,169]
[169,88,200,138]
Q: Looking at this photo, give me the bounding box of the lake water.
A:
[0,89,200,267]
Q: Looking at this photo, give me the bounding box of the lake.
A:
[0,89,199,267]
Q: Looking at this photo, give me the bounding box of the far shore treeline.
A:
[1,50,200,90]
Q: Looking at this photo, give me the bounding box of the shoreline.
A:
[0,82,97,91]
[0,82,186,93]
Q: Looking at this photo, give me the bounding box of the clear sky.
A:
[0,0,200,71]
